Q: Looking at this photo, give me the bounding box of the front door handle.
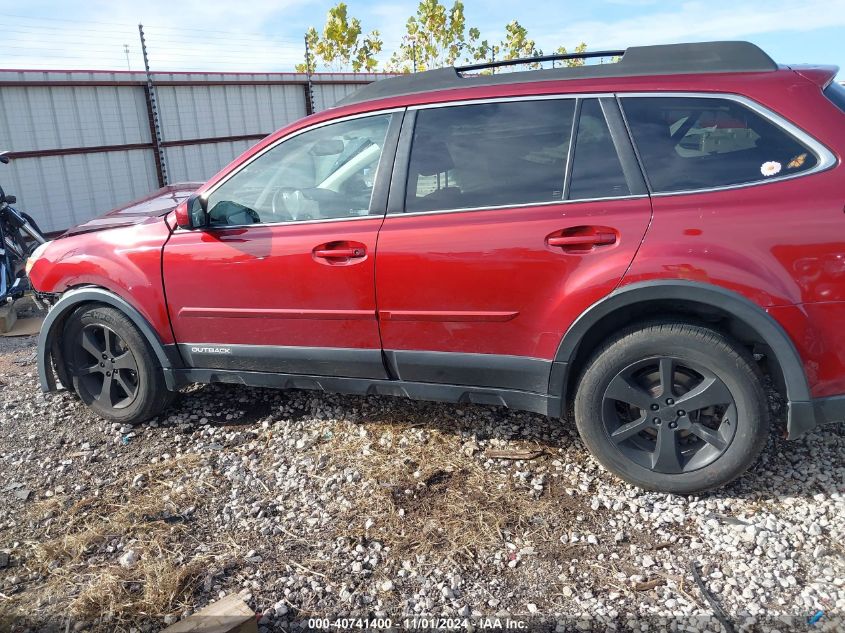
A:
[312,241,367,264]
[547,233,616,248]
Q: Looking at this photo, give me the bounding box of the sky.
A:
[2,0,844,77]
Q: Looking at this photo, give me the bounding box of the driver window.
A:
[206,113,393,226]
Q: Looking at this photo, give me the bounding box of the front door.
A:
[375,97,652,392]
[164,111,400,378]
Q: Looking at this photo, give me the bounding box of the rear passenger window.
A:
[621,96,819,193]
[405,100,575,212]
[569,99,630,199]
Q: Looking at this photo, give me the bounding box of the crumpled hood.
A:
[60,182,203,237]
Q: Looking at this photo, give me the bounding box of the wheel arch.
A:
[38,286,180,393]
[552,280,815,439]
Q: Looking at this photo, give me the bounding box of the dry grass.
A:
[308,411,586,565]
[5,453,218,624]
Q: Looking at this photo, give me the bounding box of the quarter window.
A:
[405,100,575,212]
[206,113,392,226]
[621,96,818,193]
[824,82,845,114]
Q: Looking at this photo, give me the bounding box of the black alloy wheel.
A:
[61,304,174,423]
[574,322,769,493]
[68,323,140,409]
[602,356,736,474]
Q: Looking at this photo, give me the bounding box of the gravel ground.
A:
[0,332,843,632]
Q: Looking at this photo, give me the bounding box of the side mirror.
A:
[175,193,208,230]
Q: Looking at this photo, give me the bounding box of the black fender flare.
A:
[551,280,815,439]
[37,287,179,392]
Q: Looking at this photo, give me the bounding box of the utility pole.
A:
[138,24,168,187]
[123,44,131,71]
[303,34,316,115]
[408,35,418,73]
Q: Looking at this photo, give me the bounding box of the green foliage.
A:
[296,1,590,75]
[295,3,383,73]
[500,19,542,67]
[555,42,588,67]
[386,0,478,72]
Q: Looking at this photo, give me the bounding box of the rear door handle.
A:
[314,247,365,258]
[548,232,617,248]
[312,241,367,264]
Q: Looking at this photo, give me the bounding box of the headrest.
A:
[412,138,455,176]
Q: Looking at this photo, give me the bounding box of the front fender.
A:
[28,220,174,341]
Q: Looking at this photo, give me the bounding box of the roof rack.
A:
[456,49,625,73]
[337,41,779,107]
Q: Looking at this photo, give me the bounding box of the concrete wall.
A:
[0,69,387,232]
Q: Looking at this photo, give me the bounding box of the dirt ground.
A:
[0,332,843,632]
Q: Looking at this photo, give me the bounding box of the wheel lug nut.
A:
[666,398,674,405]
[677,410,686,417]
[669,421,678,429]
[650,404,659,411]
[102,354,107,359]
[652,417,661,424]
[99,362,105,367]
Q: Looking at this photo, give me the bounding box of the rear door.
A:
[374,96,652,393]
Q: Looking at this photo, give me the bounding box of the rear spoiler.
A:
[790,64,839,88]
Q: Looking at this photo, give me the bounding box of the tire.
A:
[61,304,174,424]
[573,321,769,494]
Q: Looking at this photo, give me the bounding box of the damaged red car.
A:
[27,41,845,493]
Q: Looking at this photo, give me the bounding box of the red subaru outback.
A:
[26,41,845,493]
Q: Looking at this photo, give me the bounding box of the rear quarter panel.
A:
[621,72,845,397]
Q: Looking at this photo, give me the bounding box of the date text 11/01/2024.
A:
[306,617,528,629]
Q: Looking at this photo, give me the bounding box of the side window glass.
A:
[824,82,845,114]
[568,99,630,200]
[621,96,818,193]
[405,99,575,212]
[206,113,392,226]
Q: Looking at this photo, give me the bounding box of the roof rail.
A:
[336,41,779,107]
[457,50,625,73]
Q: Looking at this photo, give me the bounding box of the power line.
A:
[0,12,135,27]
[140,24,303,42]
[0,44,140,54]
[0,17,303,45]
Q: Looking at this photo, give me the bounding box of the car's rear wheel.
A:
[574,322,769,494]
[62,304,173,423]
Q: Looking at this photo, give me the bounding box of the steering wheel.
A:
[271,187,314,222]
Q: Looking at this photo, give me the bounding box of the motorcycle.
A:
[0,151,48,304]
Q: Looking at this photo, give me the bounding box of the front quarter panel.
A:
[28,218,174,343]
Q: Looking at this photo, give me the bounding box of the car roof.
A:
[337,41,778,107]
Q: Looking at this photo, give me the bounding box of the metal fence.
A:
[0,69,389,233]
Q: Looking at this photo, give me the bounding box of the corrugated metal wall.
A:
[0,70,389,232]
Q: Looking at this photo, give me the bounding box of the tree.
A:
[387,0,478,72]
[467,27,500,71]
[499,20,542,69]
[555,42,588,67]
[295,3,383,73]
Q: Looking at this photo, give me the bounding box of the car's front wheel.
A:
[574,322,769,494]
[62,304,173,423]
